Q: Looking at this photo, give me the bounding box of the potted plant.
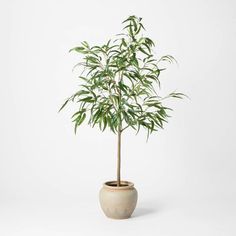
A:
[59,16,184,219]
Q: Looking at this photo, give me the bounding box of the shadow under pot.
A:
[99,181,138,219]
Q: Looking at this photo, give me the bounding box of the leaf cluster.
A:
[60,16,185,137]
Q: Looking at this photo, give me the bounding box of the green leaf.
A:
[69,47,86,53]
[58,99,70,112]
[131,57,139,68]
[72,90,90,101]
[169,92,186,99]
[74,113,86,134]
[139,47,150,56]
[81,41,89,48]
[102,116,107,131]
[132,19,138,32]
[79,96,94,103]
[121,38,127,47]
[71,108,86,119]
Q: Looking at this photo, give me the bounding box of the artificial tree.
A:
[59,15,184,187]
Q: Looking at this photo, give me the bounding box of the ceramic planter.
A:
[99,181,138,219]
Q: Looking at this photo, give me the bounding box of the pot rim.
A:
[103,180,134,190]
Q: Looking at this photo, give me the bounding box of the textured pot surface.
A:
[99,181,138,219]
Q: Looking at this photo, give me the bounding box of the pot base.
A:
[99,181,138,219]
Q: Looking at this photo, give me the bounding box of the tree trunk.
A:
[117,71,122,187]
[117,127,121,186]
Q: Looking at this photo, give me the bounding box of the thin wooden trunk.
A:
[117,128,121,186]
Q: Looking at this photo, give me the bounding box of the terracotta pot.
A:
[99,181,138,219]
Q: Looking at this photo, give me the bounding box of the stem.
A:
[121,125,129,132]
[117,126,121,186]
[117,71,122,187]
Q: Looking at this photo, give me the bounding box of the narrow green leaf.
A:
[58,99,70,112]
[69,47,86,53]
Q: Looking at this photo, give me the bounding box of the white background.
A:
[1,0,236,235]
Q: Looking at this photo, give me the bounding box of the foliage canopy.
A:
[60,16,184,138]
